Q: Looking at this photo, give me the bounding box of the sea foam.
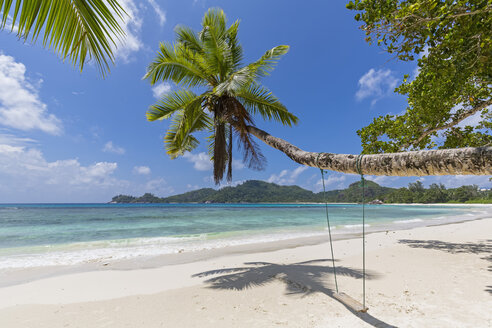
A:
[393,219,423,224]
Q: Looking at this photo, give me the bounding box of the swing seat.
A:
[334,292,368,312]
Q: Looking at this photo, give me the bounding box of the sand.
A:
[0,217,491,328]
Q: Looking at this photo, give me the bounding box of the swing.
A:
[319,153,368,313]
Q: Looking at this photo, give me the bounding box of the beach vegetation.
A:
[347,0,492,153]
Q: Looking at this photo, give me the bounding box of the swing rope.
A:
[318,152,367,311]
[356,153,366,310]
[320,168,339,294]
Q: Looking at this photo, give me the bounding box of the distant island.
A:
[111,180,491,204]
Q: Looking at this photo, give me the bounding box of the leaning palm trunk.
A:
[247,126,492,176]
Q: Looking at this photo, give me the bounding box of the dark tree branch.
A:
[401,99,492,150]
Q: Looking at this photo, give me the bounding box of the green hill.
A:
[323,180,394,203]
[110,180,491,204]
[208,180,319,203]
[162,188,216,203]
[110,179,392,203]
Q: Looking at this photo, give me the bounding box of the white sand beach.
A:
[0,216,491,328]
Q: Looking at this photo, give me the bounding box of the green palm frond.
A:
[201,8,227,39]
[224,19,242,71]
[144,41,213,87]
[147,89,204,121]
[214,45,289,96]
[175,24,204,54]
[0,0,125,76]
[206,131,216,157]
[245,45,290,79]
[200,8,233,80]
[164,99,212,158]
[165,110,198,158]
[238,85,298,127]
[213,68,252,96]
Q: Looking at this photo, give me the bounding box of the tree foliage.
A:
[384,182,491,203]
[0,0,126,76]
[347,0,492,153]
[145,8,298,184]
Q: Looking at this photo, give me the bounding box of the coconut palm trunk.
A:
[247,125,492,176]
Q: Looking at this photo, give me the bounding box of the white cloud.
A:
[310,171,492,193]
[433,175,492,189]
[268,169,288,183]
[364,175,400,186]
[456,111,486,128]
[66,162,119,185]
[183,152,212,171]
[356,68,399,106]
[232,159,245,170]
[193,0,205,6]
[429,105,490,147]
[291,166,308,180]
[267,166,308,185]
[314,173,348,192]
[4,15,18,33]
[314,173,415,192]
[147,0,166,26]
[144,178,174,195]
[0,143,128,202]
[0,132,36,146]
[0,54,62,134]
[183,152,245,172]
[220,180,246,188]
[103,141,125,155]
[133,165,151,175]
[187,184,200,190]
[152,82,172,99]
[112,0,144,62]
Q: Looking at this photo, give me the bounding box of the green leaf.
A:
[237,85,298,127]
[164,100,212,158]
[0,0,126,77]
[147,90,205,121]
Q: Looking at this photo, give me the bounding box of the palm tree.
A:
[0,0,125,76]
[145,8,298,184]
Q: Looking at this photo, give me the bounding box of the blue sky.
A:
[0,0,490,202]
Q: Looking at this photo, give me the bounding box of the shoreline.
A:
[0,217,490,327]
[1,205,491,288]
[2,202,492,205]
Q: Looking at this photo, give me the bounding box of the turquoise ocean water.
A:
[0,203,488,269]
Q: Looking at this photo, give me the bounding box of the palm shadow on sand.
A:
[193,259,397,328]
[399,239,492,295]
